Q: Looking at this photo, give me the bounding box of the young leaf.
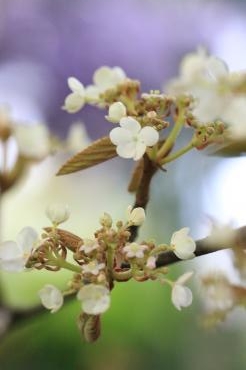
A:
[57,136,117,175]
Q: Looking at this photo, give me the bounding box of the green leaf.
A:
[57,136,117,175]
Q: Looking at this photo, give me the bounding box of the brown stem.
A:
[128,154,158,242]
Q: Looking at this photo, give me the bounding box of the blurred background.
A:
[0,0,246,369]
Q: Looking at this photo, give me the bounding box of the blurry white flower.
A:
[109,117,159,160]
[202,273,234,312]
[222,96,246,140]
[38,284,63,313]
[77,284,110,315]
[45,203,70,225]
[66,122,91,152]
[171,227,196,260]
[126,205,145,226]
[0,227,38,272]
[146,256,156,270]
[123,242,148,259]
[13,123,50,159]
[167,48,229,122]
[171,271,194,310]
[179,48,228,84]
[85,66,127,102]
[62,77,86,113]
[106,102,127,123]
[81,261,105,276]
[80,238,99,254]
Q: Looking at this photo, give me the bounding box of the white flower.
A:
[123,242,148,259]
[0,227,38,272]
[146,256,156,270]
[106,102,127,123]
[38,284,64,313]
[109,117,159,160]
[202,273,234,312]
[13,123,50,159]
[81,261,105,276]
[85,66,127,103]
[77,284,110,315]
[62,77,86,113]
[45,203,70,226]
[170,227,196,260]
[66,122,91,153]
[80,238,99,254]
[222,96,246,140]
[166,48,229,122]
[126,205,145,226]
[171,271,194,311]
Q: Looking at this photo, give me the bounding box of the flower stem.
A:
[157,108,185,160]
[160,141,194,165]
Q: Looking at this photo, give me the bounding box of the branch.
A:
[1,225,245,339]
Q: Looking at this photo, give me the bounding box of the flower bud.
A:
[126,205,145,226]
[45,203,70,225]
[99,212,112,228]
[106,102,127,123]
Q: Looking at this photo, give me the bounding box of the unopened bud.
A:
[99,212,112,228]
[106,101,127,123]
[45,203,70,225]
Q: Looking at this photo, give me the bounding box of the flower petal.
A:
[172,285,193,310]
[68,77,85,93]
[139,127,159,146]
[0,241,22,260]
[109,127,132,145]
[77,284,110,315]
[39,284,63,313]
[116,142,136,158]
[0,257,26,272]
[134,142,146,160]
[62,93,85,113]
[120,117,141,135]
[17,227,38,254]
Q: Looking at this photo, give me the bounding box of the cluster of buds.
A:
[0,204,196,341]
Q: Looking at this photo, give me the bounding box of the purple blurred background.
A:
[1,0,246,139]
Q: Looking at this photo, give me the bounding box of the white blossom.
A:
[81,261,105,276]
[80,238,100,254]
[13,123,50,159]
[62,77,86,113]
[202,273,234,312]
[109,117,159,160]
[85,66,127,103]
[45,203,70,226]
[123,242,148,259]
[126,205,145,226]
[77,284,110,315]
[106,102,127,123]
[38,284,64,313]
[0,227,38,272]
[170,227,196,260]
[171,271,194,310]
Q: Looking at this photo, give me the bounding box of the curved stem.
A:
[160,142,194,165]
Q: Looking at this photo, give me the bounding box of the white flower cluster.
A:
[62,66,127,113]
[167,48,246,140]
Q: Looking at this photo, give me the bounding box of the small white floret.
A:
[77,284,110,315]
[38,284,64,313]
